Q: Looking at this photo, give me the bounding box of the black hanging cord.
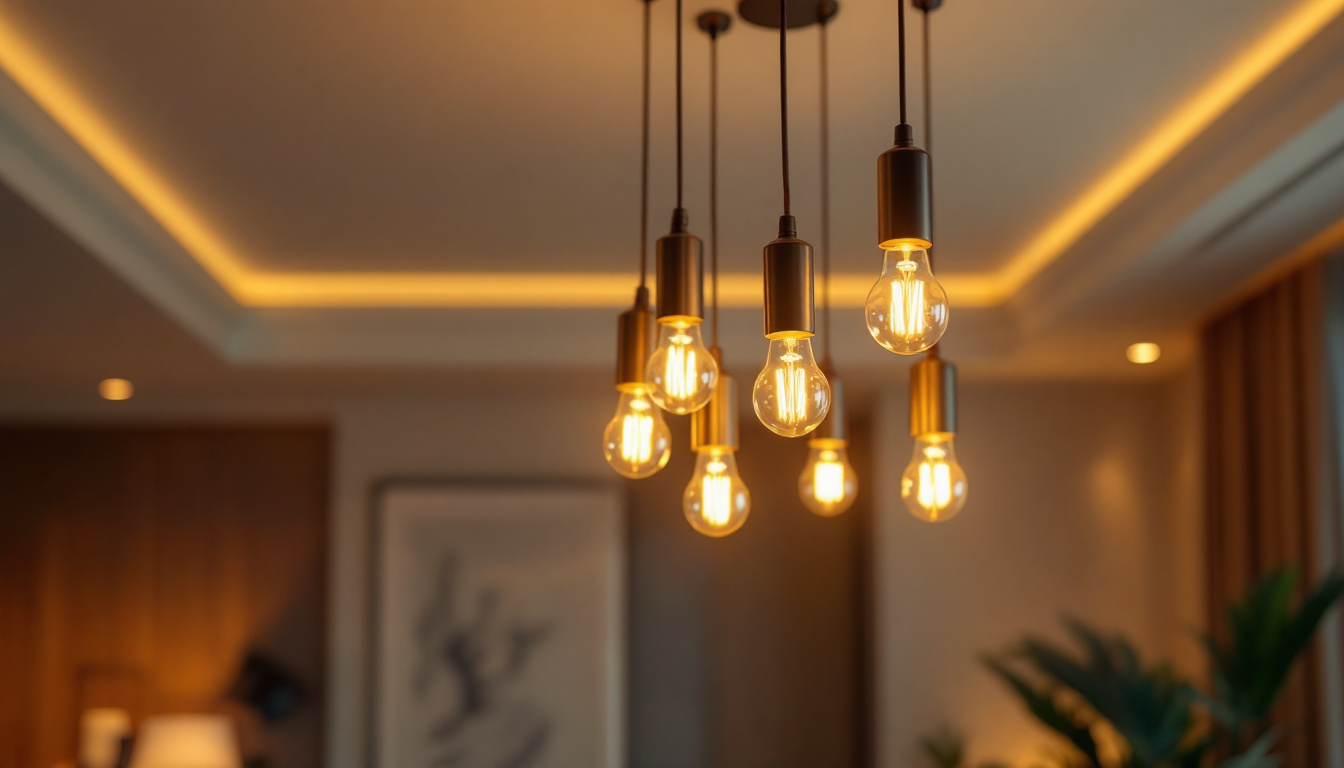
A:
[921,2,936,271]
[639,0,652,288]
[820,14,831,364]
[676,0,685,209]
[779,0,792,216]
[898,0,908,126]
[710,24,721,347]
[921,6,931,155]
[922,1,939,358]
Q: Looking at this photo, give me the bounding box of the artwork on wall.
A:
[372,483,624,768]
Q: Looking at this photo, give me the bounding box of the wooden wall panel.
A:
[0,427,328,768]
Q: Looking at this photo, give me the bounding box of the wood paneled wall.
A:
[0,427,328,768]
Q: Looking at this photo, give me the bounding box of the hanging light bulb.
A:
[865,243,948,354]
[872,0,942,356]
[754,0,829,437]
[903,352,968,522]
[685,363,750,536]
[753,334,829,437]
[605,288,671,477]
[603,384,672,478]
[799,375,856,516]
[647,311,717,414]
[649,0,718,414]
[902,433,966,522]
[604,0,671,478]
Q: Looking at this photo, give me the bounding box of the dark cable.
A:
[921,2,935,271]
[710,24,720,348]
[898,0,907,126]
[820,13,831,364]
[676,0,684,209]
[639,0,652,287]
[779,0,791,216]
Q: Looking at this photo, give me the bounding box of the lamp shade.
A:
[80,708,132,768]
[130,716,241,768]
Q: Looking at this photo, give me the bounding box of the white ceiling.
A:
[1,0,1343,399]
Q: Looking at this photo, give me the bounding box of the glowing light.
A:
[1126,343,1162,364]
[98,378,133,401]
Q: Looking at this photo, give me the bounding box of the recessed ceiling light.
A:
[99,378,133,400]
[1126,343,1161,365]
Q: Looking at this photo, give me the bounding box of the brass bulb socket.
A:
[615,286,655,386]
[692,371,738,451]
[656,215,705,322]
[814,375,847,442]
[877,140,933,250]
[762,224,815,338]
[910,355,957,436]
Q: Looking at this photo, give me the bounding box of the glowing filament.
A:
[915,446,954,515]
[701,459,732,527]
[665,333,699,401]
[888,261,926,341]
[774,350,809,425]
[812,451,846,504]
[620,400,653,464]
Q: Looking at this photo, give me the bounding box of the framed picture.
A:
[371,482,624,768]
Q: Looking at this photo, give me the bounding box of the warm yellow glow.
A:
[1126,342,1162,364]
[98,378,133,401]
[813,451,847,504]
[684,449,750,537]
[603,386,671,479]
[647,321,717,414]
[901,435,968,523]
[753,337,830,438]
[1,1,1336,309]
[996,0,1344,295]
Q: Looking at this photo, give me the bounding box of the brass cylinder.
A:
[615,286,655,387]
[762,216,815,338]
[877,127,933,250]
[692,361,738,451]
[656,210,705,322]
[909,355,957,436]
[813,375,847,442]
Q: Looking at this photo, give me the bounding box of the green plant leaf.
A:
[920,725,966,768]
[983,655,1102,767]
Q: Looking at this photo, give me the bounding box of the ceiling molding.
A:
[0,0,1339,315]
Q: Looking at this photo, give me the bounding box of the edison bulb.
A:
[647,320,718,414]
[602,385,672,478]
[684,448,750,537]
[799,440,857,517]
[901,434,967,522]
[865,245,949,355]
[752,336,831,437]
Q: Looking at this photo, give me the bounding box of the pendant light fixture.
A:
[685,10,750,537]
[605,0,673,479]
[647,0,720,415]
[865,0,948,356]
[902,0,967,522]
[798,2,857,517]
[751,0,831,438]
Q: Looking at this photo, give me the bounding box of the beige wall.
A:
[872,372,1204,767]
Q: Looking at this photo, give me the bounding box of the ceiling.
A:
[1,0,1344,399]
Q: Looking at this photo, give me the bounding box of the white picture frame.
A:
[372,483,625,768]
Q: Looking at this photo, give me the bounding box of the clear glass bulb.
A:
[646,320,719,414]
[602,385,672,479]
[901,434,968,522]
[752,336,831,437]
[798,440,857,517]
[683,448,750,537]
[865,245,949,355]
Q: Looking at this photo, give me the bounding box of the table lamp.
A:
[129,715,241,768]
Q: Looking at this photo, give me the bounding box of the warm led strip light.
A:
[0,0,1338,309]
[996,0,1344,294]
